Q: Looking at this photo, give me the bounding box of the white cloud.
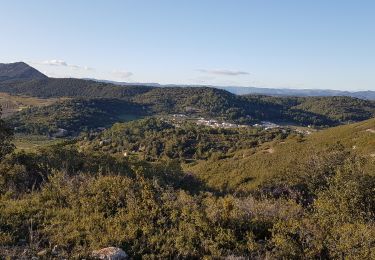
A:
[34,60,94,71]
[83,66,93,71]
[197,69,250,76]
[31,59,133,80]
[41,59,68,66]
[112,70,133,79]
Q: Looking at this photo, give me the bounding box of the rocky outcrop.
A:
[92,247,128,260]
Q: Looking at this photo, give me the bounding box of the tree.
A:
[0,107,14,160]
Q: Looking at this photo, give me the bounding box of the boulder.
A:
[92,247,128,260]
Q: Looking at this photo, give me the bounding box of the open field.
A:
[13,134,67,152]
[0,92,64,118]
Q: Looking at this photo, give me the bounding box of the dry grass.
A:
[13,134,67,152]
[0,92,65,118]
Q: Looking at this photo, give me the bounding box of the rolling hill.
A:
[0,77,152,99]
[7,99,146,136]
[219,86,375,100]
[6,88,375,136]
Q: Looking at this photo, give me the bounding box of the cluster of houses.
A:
[168,115,315,136]
[253,121,280,130]
[52,128,68,138]
[196,118,247,129]
[170,114,284,130]
[295,128,312,135]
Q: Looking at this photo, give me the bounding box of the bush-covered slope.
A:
[80,117,291,161]
[0,116,374,258]
[187,117,375,193]
[6,99,146,136]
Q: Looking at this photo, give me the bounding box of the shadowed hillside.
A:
[6,98,146,136]
[0,62,47,82]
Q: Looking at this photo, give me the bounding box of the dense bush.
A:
[0,108,14,159]
[0,140,374,258]
[82,118,290,161]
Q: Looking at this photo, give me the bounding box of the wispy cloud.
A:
[41,59,68,66]
[197,69,249,76]
[33,59,94,71]
[31,59,134,80]
[112,70,133,79]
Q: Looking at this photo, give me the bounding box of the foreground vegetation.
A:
[1,105,374,258]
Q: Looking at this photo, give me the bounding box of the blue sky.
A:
[1,0,374,91]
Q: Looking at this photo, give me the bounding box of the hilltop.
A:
[0,62,47,82]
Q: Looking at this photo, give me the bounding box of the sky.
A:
[0,0,374,91]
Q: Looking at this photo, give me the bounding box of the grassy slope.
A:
[186,118,375,192]
[0,92,61,118]
[13,134,67,152]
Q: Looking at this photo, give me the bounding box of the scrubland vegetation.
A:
[1,103,374,258]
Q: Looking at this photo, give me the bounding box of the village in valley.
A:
[165,113,314,135]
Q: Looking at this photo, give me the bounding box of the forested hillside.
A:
[6,88,375,134]
[0,78,152,98]
[244,95,375,124]
[79,118,291,161]
[7,99,146,136]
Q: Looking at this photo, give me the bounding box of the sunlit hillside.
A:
[187,118,375,192]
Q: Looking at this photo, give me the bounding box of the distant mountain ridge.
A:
[0,62,47,82]
[0,62,373,100]
[87,78,375,100]
[217,86,375,100]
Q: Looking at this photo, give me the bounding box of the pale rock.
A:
[92,247,128,260]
